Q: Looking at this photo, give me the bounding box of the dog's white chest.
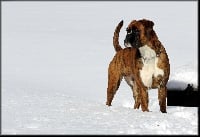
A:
[139,45,164,88]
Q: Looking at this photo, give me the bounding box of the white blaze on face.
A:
[139,45,164,88]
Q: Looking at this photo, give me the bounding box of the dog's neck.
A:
[139,45,156,62]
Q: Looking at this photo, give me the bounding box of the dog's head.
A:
[124,19,154,48]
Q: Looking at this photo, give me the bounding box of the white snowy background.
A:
[1,1,198,135]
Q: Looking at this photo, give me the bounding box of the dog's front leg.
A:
[135,80,149,112]
[132,81,141,109]
[140,87,149,112]
[158,86,167,113]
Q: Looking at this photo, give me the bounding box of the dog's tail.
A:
[113,20,123,52]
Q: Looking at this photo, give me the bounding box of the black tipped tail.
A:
[119,20,123,26]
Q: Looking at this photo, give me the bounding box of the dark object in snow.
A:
[167,84,199,107]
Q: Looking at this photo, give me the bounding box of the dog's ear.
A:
[139,19,154,29]
[139,19,155,40]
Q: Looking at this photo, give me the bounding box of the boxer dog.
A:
[106,19,170,113]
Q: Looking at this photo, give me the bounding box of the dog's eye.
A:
[133,28,140,34]
[126,28,132,34]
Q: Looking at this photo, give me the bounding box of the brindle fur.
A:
[106,19,170,113]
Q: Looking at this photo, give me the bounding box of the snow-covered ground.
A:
[1,1,198,135]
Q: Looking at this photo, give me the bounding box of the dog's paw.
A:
[141,108,149,112]
[106,102,112,106]
[160,110,167,113]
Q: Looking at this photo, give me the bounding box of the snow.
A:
[167,64,198,90]
[1,1,198,135]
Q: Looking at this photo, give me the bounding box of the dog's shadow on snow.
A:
[167,80,199,107]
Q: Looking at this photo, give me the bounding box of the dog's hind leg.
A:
[106,72,122,106]
[158,86,167,113]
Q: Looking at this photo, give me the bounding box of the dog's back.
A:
[109,48,137,72]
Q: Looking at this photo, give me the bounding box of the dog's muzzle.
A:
[124,27,141,48]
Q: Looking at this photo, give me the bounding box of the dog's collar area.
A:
[141,52,162,62]
[139,45,158,62]
[156,49,162,57]
[141,51,161,62]
[142,56,155,62]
